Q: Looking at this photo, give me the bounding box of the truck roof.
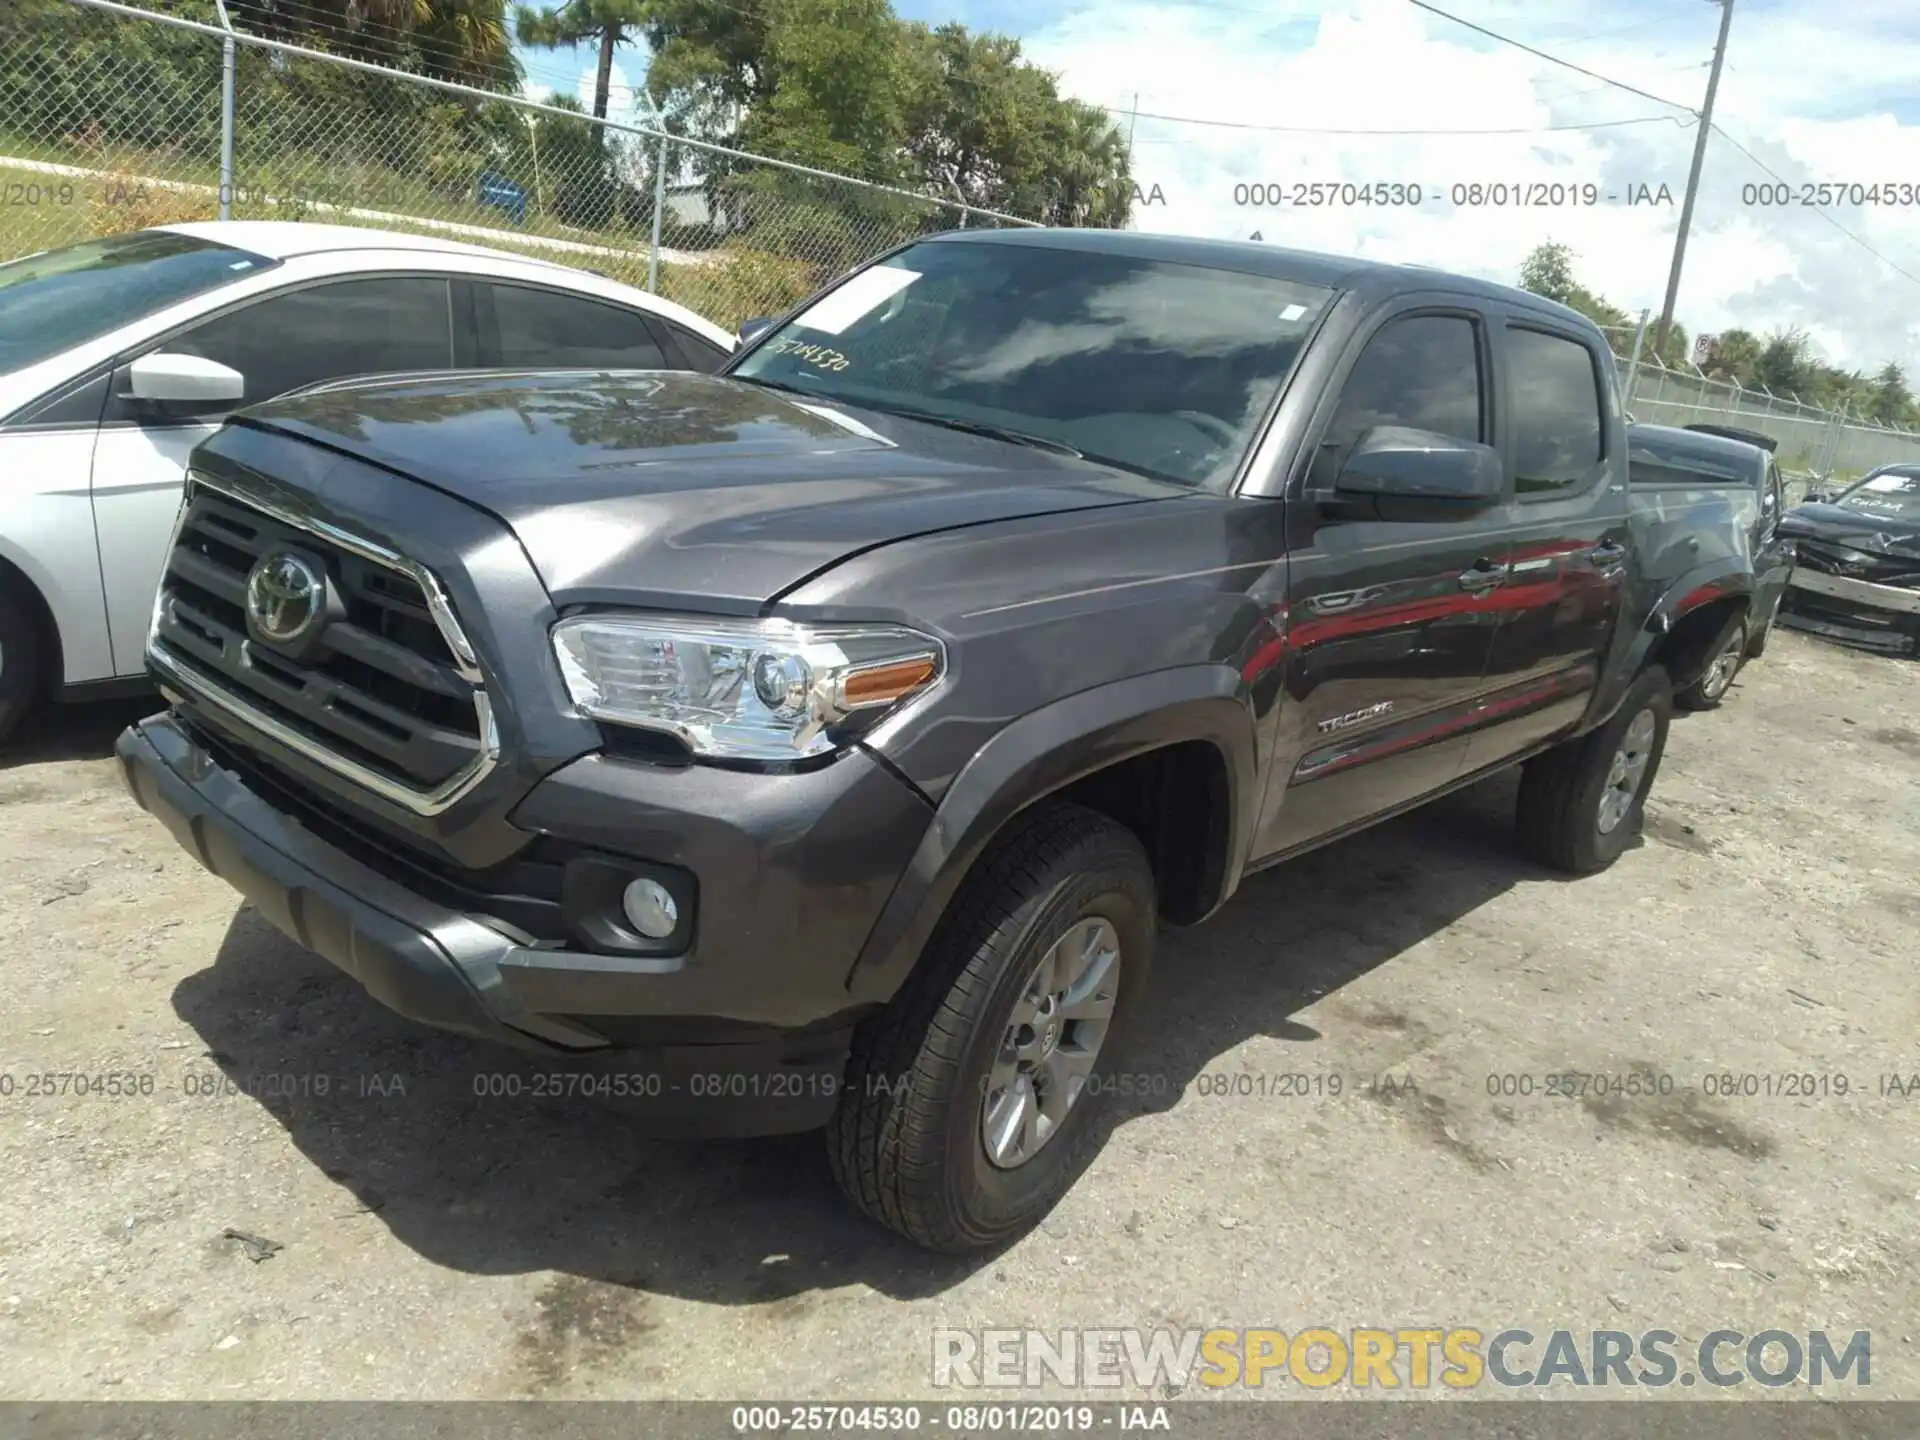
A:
[920,228,1597,329]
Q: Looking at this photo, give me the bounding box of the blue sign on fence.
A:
[475,170,528,225]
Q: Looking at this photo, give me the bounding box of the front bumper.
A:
[117,713,934,1134]
[1780,569,1920,654]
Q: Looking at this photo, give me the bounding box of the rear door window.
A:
[1507,327,1605,496]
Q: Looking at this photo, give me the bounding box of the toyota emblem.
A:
[245,551,326,647]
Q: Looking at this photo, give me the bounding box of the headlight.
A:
[551,613,944,760]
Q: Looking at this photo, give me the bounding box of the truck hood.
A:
[1779,502,1920,560]
[235,370,1186,608]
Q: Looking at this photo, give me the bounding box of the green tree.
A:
[1038,99,1130,227]
[1699,327,1761,384]
[1754,328,1814,400]
[1517,241,1578,304]
[1515,241,1629,332]
[514,0,650,120]
[1866,362,1913,426]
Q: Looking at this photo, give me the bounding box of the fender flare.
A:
[1603,558,1754,716]
[845,664,1260,1006]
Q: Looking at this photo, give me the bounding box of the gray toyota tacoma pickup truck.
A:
[116,229,1759,1252]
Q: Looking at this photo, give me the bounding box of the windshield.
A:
[729,239,1335,487]
[0,230,277,375]
[1830,467,1920,520]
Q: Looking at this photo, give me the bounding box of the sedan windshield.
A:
[1831,467,1920,520]
[0,230,277,375]
[729,239,1335,487]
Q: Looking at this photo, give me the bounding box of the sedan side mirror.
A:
[737,316,777,346]
[1334,425,1505,508]
[128,352,246,410]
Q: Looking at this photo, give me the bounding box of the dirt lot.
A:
[1,626,1915,1403]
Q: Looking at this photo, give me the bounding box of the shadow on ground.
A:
[171,767,1616,1306]
[0,694,157,770]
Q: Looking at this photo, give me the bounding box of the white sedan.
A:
[0,221,736,743]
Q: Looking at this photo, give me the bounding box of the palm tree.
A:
[514,0,652,120]
[1046,102,1129,228]
[418,0,516,86]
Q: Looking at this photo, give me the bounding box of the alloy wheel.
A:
[1597,708,1657,835]
[981,916,1121,1169]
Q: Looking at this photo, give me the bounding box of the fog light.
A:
[621,878,679,938]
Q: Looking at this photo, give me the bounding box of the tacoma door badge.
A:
[1317,700,1395,734]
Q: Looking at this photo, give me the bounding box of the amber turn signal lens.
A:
[840,655,939,708]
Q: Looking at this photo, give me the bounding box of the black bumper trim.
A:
[117,713,890,1034]
[118,714,598,1052]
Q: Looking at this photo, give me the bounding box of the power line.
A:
[1402,0,1697,113]
[1121,107,1686,136]
[1708,123,1920,289]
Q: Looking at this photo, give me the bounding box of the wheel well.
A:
[1052,740,1232,926]
[1651,596,1747,691]
[0,556,61,701]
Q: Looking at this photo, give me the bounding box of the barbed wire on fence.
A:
[1595,322,1920,478]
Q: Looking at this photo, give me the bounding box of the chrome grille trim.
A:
[146,470,501,817]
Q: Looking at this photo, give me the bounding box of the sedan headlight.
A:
[551,614,944,761]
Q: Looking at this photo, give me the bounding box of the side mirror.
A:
[1334,425,1504,508]
[128,352,246,410]
[737,316,777,346]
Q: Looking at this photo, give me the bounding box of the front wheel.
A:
[827,802,1155,1252]
[1676,616,1747,710]
[1515,665,1672,874]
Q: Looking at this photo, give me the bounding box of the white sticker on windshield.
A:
[793,267,921,335]
[1862,473,1911,492]
[1279,303,1308,321]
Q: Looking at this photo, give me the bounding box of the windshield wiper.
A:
[860,403,1084,458]
[732,374,817,398]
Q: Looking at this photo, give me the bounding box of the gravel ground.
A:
[0,626,1915,1403]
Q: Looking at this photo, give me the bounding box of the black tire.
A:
[827,801,1155,1253]
[1746,594,1778,658]
[1675,614,1747,711]
[0,587,39,749]
[1515,664,1672,875]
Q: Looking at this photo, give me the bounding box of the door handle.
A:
[1458,559,1508,591]
[1589,540,1628,566]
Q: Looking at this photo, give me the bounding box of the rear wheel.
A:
[0,589,39,748]
[828,802,1155,1252]
[1675,615,1747,710]
[1515,665,1672,874]
[1746,593,1780,658]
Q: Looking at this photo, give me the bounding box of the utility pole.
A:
[1125,91,1139,166]
[211,0,235,221]
[1652,0,1735,359]
[1623,307,1651,412]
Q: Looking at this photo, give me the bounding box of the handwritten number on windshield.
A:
[767,337,850,372]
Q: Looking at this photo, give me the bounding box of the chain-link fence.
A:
[9,0,1920,475]
[1599,324,1920,483]
[0,0,1040,331]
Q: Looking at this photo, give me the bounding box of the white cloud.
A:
[1027,0,1920,375]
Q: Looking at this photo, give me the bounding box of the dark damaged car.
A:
[1777,464,1920,654]
[115,230,1762,1251]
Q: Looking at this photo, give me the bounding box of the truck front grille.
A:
[148,474,499,815]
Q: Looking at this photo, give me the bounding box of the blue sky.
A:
[513,0,1920,374]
